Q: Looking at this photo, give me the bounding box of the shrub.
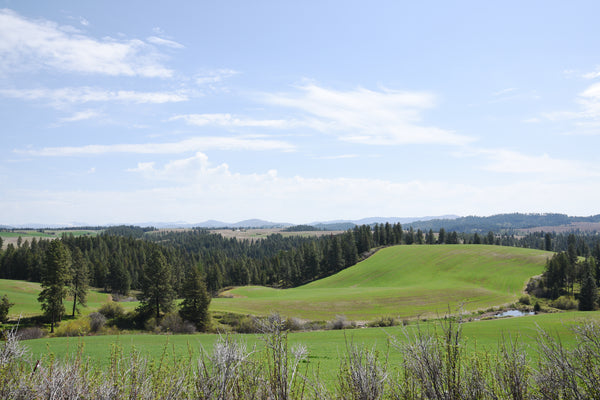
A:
[98,302,124,319]
[112,310,139,330]
[159,312,196,334]
[54,318,91,337]
[533,302,541,313]
[368,316,397,328]
[284,317,305,331]
[88,312,106,333]
[552,296,578,310]
[519,295,531,305]
[329,315,352,330]
[15,327,45,341]
[0,295,14,323]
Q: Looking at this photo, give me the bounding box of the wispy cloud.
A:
[196,69,239,85]
[582,66,600,79]
[458,147,600,179]
[492,88,517,96]
[0,8,173,77]
[542,81,600,127]
[0,87,188,105]
[16,136,295,156]
[316,154,359,160]
[147,36,184,49]
[170,113,293,128]
[59,109,102,122]
[263,84,473,146]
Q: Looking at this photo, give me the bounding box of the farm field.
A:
[0,229,100,249]
[212,245,551,320]
[23,311,600,385]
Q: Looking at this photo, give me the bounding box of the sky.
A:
[1,1,600,226]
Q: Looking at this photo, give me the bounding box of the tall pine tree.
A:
[179,265,211,331]
[69,247,89,316]
[138,248,175,319]
[38,240,71,333]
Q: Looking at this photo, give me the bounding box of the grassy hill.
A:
[212,245,551,320]
[0,279,112,318]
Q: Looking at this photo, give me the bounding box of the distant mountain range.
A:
[0,215,458,230]
[3,213,600,232]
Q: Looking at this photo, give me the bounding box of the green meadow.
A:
[0,279,111,317]
[23,311,600,385]
[212,245,551,320]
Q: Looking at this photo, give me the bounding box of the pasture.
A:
[212,245,551,320]
[23,311,600,386]
[0,279,111,318]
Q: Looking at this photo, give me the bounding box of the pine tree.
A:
[70,247,89,316]
[545,233,552,251]
[438,228,446,244]
[326,236,345,273]
[179,265,211,331]
[38,240,71,333]
[579,267,598,311]
[138,248,175,319]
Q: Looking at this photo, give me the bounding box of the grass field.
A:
[22,311,600,385]
[0,279,112,318]
[212,245,551,320]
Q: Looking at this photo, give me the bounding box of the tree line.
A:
[3,224,600,331]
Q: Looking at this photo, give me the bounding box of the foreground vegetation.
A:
[5,312,600,399]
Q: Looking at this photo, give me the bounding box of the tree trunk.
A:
[72,289,77,317]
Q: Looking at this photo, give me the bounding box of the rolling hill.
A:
[212,244,551,320]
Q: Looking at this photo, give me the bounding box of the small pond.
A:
[495,309,534,318]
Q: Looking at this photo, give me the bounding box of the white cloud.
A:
[263,84,473,146]
[147,36,184,49]
[0,8,172,77]
[16,136,295,156]
[0,87,188,105]
[492,88,517,96]
[170,113,293,128]
[542,81,600,126]
[59,109,102,122]
[582,67,600,79]
[195,69,239,85]
[6,154,600,225]
[316,154,359,160]
[458,147,600,179]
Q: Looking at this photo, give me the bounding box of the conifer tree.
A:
[38,240,71,333]
[138,248,175,319]
[438,228,446,244]
[579,265,598,311]
[70,247,89,316]
[179,265,211,331]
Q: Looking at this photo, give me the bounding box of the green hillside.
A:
[0,279,112,318]
[212,245,551,320]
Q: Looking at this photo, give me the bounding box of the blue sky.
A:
[1,1,600,225]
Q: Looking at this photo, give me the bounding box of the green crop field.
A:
[212,245,551,320]
[23,311,600,386]
[0,279,112,318]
